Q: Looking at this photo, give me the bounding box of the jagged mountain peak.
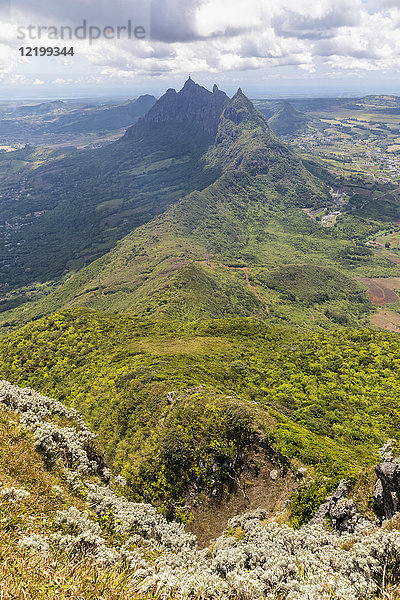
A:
[222,86,264,127]
[179,77,209,97]
[124,78,229,138]
[124,79,265,142]
[231,87,254,107]
[183,76,196,89]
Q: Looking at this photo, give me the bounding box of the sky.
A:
[0,0,400,99]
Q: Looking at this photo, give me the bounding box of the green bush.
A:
[289,479,335,528]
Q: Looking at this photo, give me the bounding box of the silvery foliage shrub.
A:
[52,506,119,564]
[138,511,400,600]
[17,503,400,600]
[85,482,196,550]
[5,380,400,598]
[52,484,64,498]
[0,485,30,502]
[18,506,120,565]
[0,380,85,428]
[102,468,112,483]
[142,548,229,598]
[208,510,400,600]
[0,381,103,475]
[52,506,114,560]
[115,474,126,487]
[118,545,154,579]
[33,422,96,473]
[62,468,85,492]
[19,533,49,553]
[50,505,167,569]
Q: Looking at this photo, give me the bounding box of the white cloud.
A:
[0,0,399,88]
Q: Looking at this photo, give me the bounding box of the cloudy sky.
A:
[0,0,400,98]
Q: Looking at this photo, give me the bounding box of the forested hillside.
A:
[2,308,400,530]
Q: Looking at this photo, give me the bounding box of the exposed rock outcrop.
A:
[125,76,229,139]
[373,440,400,520]
[310,480,370,534]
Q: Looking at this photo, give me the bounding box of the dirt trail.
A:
[220,264,270,314]
[198,261,270,313]
[242,267,270,314]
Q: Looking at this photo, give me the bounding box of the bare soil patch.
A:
[187,456,295,547]
[371,310,400,333]
[359,277,400,305]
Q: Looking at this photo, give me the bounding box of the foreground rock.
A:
[310,480,371,534]
[374,440,400,520]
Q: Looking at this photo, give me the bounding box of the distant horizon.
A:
[2,80,400,104]
[1,1,400,101]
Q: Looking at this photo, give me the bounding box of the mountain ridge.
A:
[267,101,311,136]
[125,77,229,139]
[0,78,331,323]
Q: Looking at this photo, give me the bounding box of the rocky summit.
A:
[125,77,229,139]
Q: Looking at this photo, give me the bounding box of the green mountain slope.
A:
[8,161,397,331]
[0,79,346,326]
[267,101,311,136]
[2,308,400,524]
[2,83,399,332]
[0,79,230,290]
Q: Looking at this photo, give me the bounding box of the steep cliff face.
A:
[124,77,229,140]
[208,87,287,175]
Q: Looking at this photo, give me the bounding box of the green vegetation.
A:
[289,479,335,528]
[2,309,400,516]
[0,393,216,600]
[267,101,311,136]
[3,86,400,335]
[4,90,400,598]
[0,121,217,289]
[3,163,399,332]
[0,82,333,324]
